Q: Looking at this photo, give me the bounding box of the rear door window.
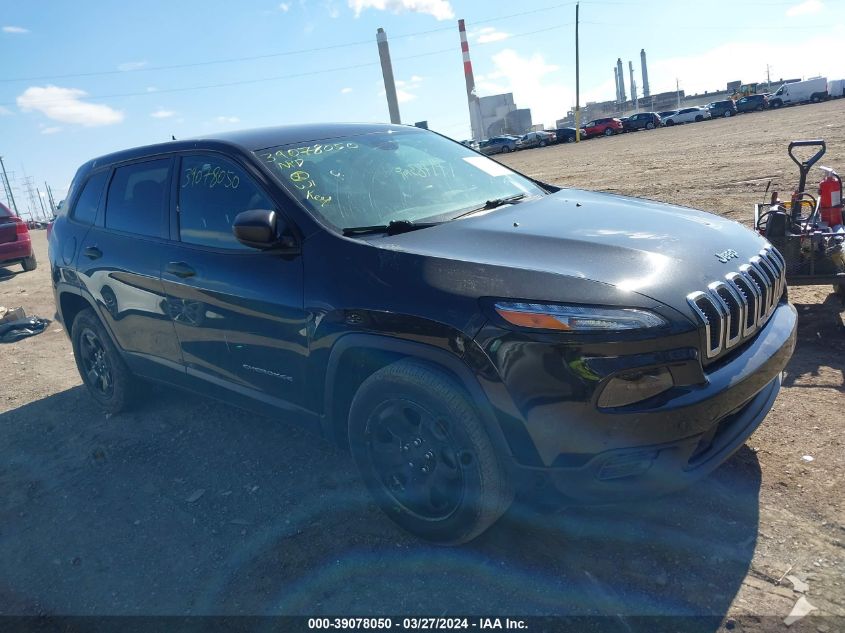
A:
[105,159,171,237]
[177,154,273,250]
[71,171,109,225]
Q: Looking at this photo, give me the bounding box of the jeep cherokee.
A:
[49,124,796,544]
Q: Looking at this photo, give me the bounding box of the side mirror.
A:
[232,209,297,252]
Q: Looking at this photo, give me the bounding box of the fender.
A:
[321,333,516,465]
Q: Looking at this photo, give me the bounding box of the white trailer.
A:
[828,79,845,99]
[769,77,828,108]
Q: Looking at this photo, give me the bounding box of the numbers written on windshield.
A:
[261,143,359,208]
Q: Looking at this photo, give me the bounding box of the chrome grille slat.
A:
[687,246,785,359]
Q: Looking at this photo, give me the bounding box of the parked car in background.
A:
[554,127,585,143]
[707,100,738,118]
[583,118,623,138]
[663,107,711,126]
[622,112,661,132]
[828,79,845,99]
[658,110,678,122]
[479,136,518,155]
[736,94,769,113]
[768,77,828,108]
[0,202,37,272]
[516,131,554,150]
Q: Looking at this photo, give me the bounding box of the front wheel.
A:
[348,360,513,545]
[565,136,575,143]
[604,128,613,136]
[21,254,37,272]
[695,115,703,122]
[71,308,139,414]
[666,120,675,126]
[501,146,511,153]
[724,110,732,117]
[772,100,782,109]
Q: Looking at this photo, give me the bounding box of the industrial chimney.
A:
[616,58,626,102]
[376,28,401,124]
[614,66,620,103]
[458,19,484,141]
[629,60,638,110]
[640,49,650,98]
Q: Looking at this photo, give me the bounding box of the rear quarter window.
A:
[70,171,109,225]
[105,159,171,237]
[0,202,12,218]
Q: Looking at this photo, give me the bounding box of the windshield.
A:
[258,130,546,230]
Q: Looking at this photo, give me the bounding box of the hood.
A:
[371,189,770,313]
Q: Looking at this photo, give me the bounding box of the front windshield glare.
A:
[257,130,546,230]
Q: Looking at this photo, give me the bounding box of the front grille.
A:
[687,246,785,359]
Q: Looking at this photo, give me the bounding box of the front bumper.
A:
[478,301,797,503]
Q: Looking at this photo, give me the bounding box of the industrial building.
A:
[478,93,533,137]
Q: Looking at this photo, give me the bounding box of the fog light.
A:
[597,367,674,408]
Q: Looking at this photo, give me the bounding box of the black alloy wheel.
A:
[71,308,139,413]
[349,360,513,544]
[79,328,114,398]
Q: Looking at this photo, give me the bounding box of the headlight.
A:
[494,302,667,332]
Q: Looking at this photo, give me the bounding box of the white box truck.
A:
[769,77,828,108]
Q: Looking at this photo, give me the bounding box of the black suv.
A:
[708,100,738,118]
[622,112,661,132]
[736,94,769,113]
[49,124,796,544]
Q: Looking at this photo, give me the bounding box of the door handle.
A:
[165,261,196,278]
[83,246,102,260]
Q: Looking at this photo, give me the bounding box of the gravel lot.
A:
[1,100,843,629]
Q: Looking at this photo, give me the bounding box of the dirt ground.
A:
[1,100,843,630]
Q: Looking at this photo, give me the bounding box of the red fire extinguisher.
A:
[818,166,843,226]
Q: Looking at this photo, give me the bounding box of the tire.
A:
[724,110,732,117]
[604,128,613,136]
[71,308,138,414]
[695,115,703,122]
[646,122,655,130]
[348,359,513,545]
[501,146,511,153]
[666,119,675,127]
[757,105,764,111]
[834,283,845,299]
[565,136,574,143]
[21,254,37,272]
[772,100,782,109]
[539,141,547,148]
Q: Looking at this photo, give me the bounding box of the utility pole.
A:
[575,2,581,142]
[36,187,48,218]
[766,64,772,92]
[676,78,681,109]
[45,181,56,214]
[0,155,19,214]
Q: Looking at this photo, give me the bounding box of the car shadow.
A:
[0,266,21,281]
[783,294,845,392]
[0,384,760,628]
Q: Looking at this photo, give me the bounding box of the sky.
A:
[1,0,842,216]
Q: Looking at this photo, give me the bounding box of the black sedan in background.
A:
[622,112,661,132]
[553,127,584,143]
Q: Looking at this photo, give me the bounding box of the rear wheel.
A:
[724,110,733,117]
[71,308,138,414]
[501,145,511,153]
[646,122,655,130]
[348,360,513,545]
[565,136,575,143]
[21,254,37,272]
[666,120,675,126]
[604,128,613,136]
[695,115,704,122]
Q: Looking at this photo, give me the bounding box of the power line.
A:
[0,3,580,84]
[0,23,574,108]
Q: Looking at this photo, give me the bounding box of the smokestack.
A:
[616,58,626,102]
[458,19,484,141]
[376,28,401,124]
[640,49,650,98]
[629,61,638,109]
[614,66,620,103]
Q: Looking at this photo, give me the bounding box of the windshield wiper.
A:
[449,193,529,221]
[342,219,441,237]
